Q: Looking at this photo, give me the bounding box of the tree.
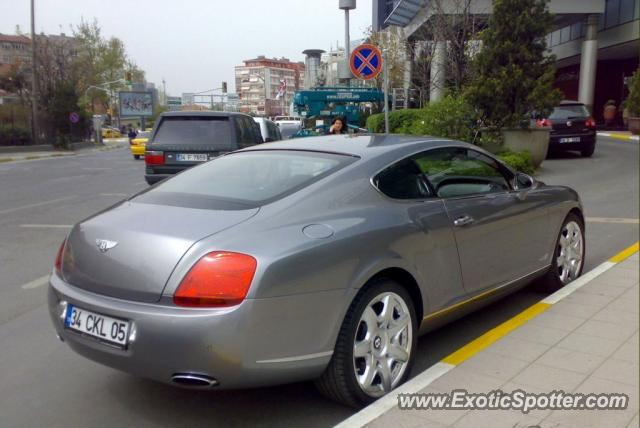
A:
[464,0,562,129]
[365,26,407,91]
[626,68,640,116]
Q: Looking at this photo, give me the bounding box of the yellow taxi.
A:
[101,127,122,139]
[130,131,152,159]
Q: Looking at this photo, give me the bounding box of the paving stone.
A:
[366,407,443,428]
[546,300,605,319]
[457,351,531,381]
[483,335,551,362]
[556,331,623,357]
[500,381,555,420]
[512,364,586,391]
[427,365,505,394]
[529,311,586,332]
[611,341,640,364]
[592,358,640,387]
[579,281,629,298]
[592,306,640,326]
[453,409,541,428]
[573,319,637,342]
[563,290,617,307]
[626,412,639,428]
[536,347,608,374]
[506,323,569,346]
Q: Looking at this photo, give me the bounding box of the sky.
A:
[0,0,373,96]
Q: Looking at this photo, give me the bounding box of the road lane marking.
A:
[21,275,50,290]
[597,132,639,142]
[586,217,639,224]
[0,196,75,215]
[335,241,640,428]
[609,241,640,263]
[441,302,551,365]
[20,224,72,228]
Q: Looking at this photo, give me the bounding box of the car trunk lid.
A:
[62,201,258,303]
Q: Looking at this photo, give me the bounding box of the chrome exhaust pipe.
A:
[171,373,219,388]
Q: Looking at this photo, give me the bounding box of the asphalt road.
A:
[0,136,637,427]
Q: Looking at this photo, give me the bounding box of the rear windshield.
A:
[153,116,232,147]
[549,105,589,119]
[136,150,357,208]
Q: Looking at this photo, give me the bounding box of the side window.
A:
[413,147,511,198]
[268,122,281,141]
[235,118,256,148]
[374,158,430,200]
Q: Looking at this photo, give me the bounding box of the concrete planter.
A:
[628,117,640,135]
[501,127,550,168]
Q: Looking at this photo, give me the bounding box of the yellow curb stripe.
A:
[442,302,551,365]
[609,241,640,263]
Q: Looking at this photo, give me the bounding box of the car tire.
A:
[580,144,595,157]
[540,212,585,292]
[134,155,140,160]
[315,278,417,408]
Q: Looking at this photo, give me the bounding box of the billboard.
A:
[119,91,154,117]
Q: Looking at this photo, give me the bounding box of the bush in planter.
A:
[0,124,31,145]
[626,68,640,118]
[464,0,562,129]
[365,109,423,133]
[409,96,476,142]
[497,149,535,174]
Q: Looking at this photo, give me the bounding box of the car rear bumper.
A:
[549,133,595,150]
[48,273,339,389]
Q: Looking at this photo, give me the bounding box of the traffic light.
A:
[222,81,227,93]
[125,71,132,85]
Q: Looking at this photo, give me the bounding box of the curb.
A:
[597,132,640,142]
[0,143,125,164]
[334,241,639,428]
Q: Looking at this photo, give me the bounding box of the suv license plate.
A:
[64,304,130,347]
[177,153,208,162]
[559,137,580,143]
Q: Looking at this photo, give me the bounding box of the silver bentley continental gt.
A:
[48,135,585,407]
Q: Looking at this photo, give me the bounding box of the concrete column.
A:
[430,40,446,102]
[578,14,599,113]
[403,44,412,108]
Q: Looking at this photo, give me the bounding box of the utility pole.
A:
[30,0,38,144]
[162,78,166,106]
[383,51,389,134]
[339,0,355,87]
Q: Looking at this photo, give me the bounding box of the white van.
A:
[253,117,283,142]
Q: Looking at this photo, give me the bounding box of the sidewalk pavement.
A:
[0,138,127,163]
[598,131,640,142]
[338,245,639,428]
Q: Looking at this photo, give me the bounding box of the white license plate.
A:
[64,304,130,347]
[177,153,208,162]
[559,137,580,143]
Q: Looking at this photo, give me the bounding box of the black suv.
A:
[538,101,596,158]
[144,112,263,184]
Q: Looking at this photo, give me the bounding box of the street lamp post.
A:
[30,0,38,144]
[339,0,356,87]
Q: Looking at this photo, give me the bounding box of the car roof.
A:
[160,111,250,118]
[237,134,469,159]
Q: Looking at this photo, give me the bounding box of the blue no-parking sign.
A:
[349,44,383,80]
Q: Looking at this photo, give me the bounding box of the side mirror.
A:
[515,172,535,190]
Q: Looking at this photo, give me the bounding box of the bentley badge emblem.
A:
[96,239,118,253]
[566,120,572,127]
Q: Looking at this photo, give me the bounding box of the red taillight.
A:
[145,150,164,165]
[54,239,66,276]
[173,252,257,307]
[585,117,596,128]
[536,118,552,127]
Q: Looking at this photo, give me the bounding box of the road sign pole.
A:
[383,51,389,135]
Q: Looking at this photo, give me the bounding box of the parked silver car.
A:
[48,135,584,407]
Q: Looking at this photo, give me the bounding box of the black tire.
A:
[134,155,140,160]
[539,212,585,292]
[315,279,417,408]
[581,144,595,157]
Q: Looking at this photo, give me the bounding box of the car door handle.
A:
[453,215,474,227]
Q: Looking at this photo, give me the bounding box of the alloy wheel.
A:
[556,220,584,284]
[353,292,413,397]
